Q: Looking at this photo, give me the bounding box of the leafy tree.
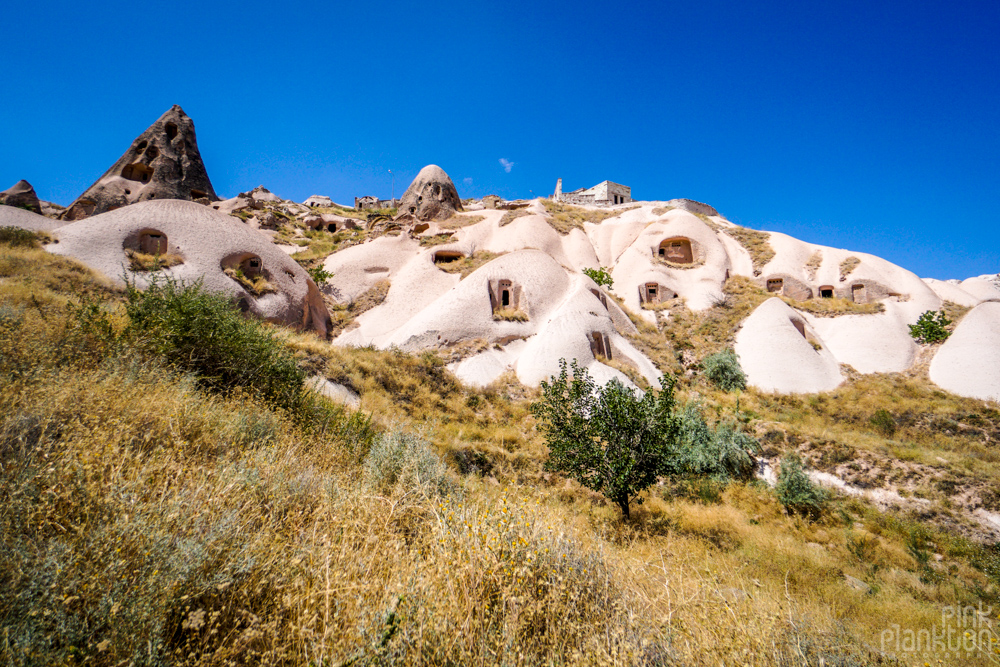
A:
[701,348,747,392]
[672,401,759,481]
[908,310,951,344]
[582,266,614,289]
[531,360,679,518]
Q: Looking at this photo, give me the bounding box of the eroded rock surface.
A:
[0,180,42,214]
[397,165,463,221]
[61,105,218,221]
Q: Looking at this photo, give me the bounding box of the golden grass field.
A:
[1,229,999,666]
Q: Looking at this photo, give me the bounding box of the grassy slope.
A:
[2,233,999,666]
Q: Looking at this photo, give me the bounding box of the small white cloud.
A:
[463,177,473,185]
[499,158,515,173]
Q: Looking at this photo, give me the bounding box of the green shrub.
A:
[307,264,334,285]
[671,401,759,481]
[532,359,679,518]
[701,348,747,392]
[869,409,896,437]
[362,427,449,495]
[0,226,40,248]
[123,277,305,409]
[775,453,828,518]
[582,266,614,288]
[908,310,952,344]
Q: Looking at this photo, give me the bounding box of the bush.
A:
[123,277,305,409]
[532,360,678,518]
[908,310,952,344]
[701,348,747,392]
[307,264,334,285]
[671,401,759,481]
[869,409,896,437]
[362,428,449,496]
[775,453,828,518]
[0,226,40,248]
[582,266,614,288]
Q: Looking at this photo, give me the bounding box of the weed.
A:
[909,310,952,343]
[701,348,747,392]
[492,307,528,322]
[721,226,775,275]
[839,256,861,281]
[126,249,184,272]
[776,452,828,518]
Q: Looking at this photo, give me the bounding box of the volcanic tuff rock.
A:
[397,165,464,221]
[0,180,42,214]
[61,105,218,221]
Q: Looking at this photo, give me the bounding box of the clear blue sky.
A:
[2,0,997,279]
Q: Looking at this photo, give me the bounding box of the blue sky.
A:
[2,0,997,279]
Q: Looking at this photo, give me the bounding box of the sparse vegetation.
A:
[418,232,455,247]
[326,279,390,337]
[498,208,531,227]
[541,200,638,234]
[434,250,503,278]
[651,206,675,216]
[439,214,485,230]
[839,256,861,281]
[869,408,897,437]
[782,294,885,317]
[909,309,953,343]
[125,249,184,272]
[306,264,334,285]
[0,226,42,248]
[582,266,614,288]
[223,266,278,296]
[805,250,823,280]
[492,307,528,322]
[722,226,775,275]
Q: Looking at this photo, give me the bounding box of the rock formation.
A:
[397,165,463,221]
[0,180,42,214]
[47,200,332,337]
[61,105,218,221]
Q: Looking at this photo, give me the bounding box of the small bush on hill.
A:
[123,277,305,409]
[582,266,614,288]
[909,310,952,344]
[532,360,679,518]
[776,452,828,518]
[306,264,334,285]
[671,401,759,481]
[362,428,449,496]
[0,226,40,248]
[701,348,746,392]
[869,408,897,437]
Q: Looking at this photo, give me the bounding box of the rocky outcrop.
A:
[61,105,218,221]
[397,165,463,221]
[0,180,42,214]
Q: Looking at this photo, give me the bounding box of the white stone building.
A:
[552,178,631,206]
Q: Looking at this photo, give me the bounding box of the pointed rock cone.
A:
[396,164,464,221]
[0,180,42,214]
[61,105,218,221]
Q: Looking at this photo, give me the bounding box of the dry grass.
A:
[125,249,184,272]
[651,206,675,216]
[540,200,639,234]
[840,256,861,281]
[439,214,485,230]
[223,267,278,296]
[805,250,823,280]
[723,226,775,275]
[435,251,504,278]
[492,307,528,322]
[418,233,456,247]
[3,239,1000,665]
[326,279,390,337]
[783,295,885,317]
[499,209,532,227]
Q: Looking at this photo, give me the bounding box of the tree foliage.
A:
[582,266,614,289]
[531,360,678,517]
[908,310,952,344]
[701,348,747,392]
[775,453,828,518]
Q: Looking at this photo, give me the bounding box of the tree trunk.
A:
[618,497,630,519]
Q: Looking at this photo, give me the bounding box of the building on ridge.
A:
[552,178,631,206]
